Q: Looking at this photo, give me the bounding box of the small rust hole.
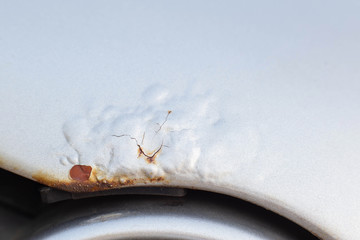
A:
[70,165,92,181]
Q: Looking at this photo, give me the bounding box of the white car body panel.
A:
[1,1,360,239]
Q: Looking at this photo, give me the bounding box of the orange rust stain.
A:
[69,165,92,181]
[147,156,156,164]
[137,145,162,164]
[32,168,167,193]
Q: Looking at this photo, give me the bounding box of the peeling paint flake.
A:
[69,165,92,181]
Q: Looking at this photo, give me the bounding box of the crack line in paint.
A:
[155,110,172,134]
[112,111,171,163]
[57,88,223,190]
[112,134,164,164]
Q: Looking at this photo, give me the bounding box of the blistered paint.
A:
[52,86,236,191]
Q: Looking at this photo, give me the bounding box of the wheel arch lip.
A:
[0,156,334,240]
[19,191,320,240]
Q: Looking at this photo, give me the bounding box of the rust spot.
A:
[112,134,163,164]
[33,167,167,193]
[0,154,21,173]
[137,144,162,164]
[150,176,165,182]
[1,154,167,193]
[70,165,92,181]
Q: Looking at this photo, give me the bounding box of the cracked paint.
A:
[112,133,164,164]
[45,86,234,191]
[31,85,262,193]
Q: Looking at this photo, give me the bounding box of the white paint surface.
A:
[1,1,360,239]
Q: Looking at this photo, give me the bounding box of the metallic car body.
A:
[1,1,360,239]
